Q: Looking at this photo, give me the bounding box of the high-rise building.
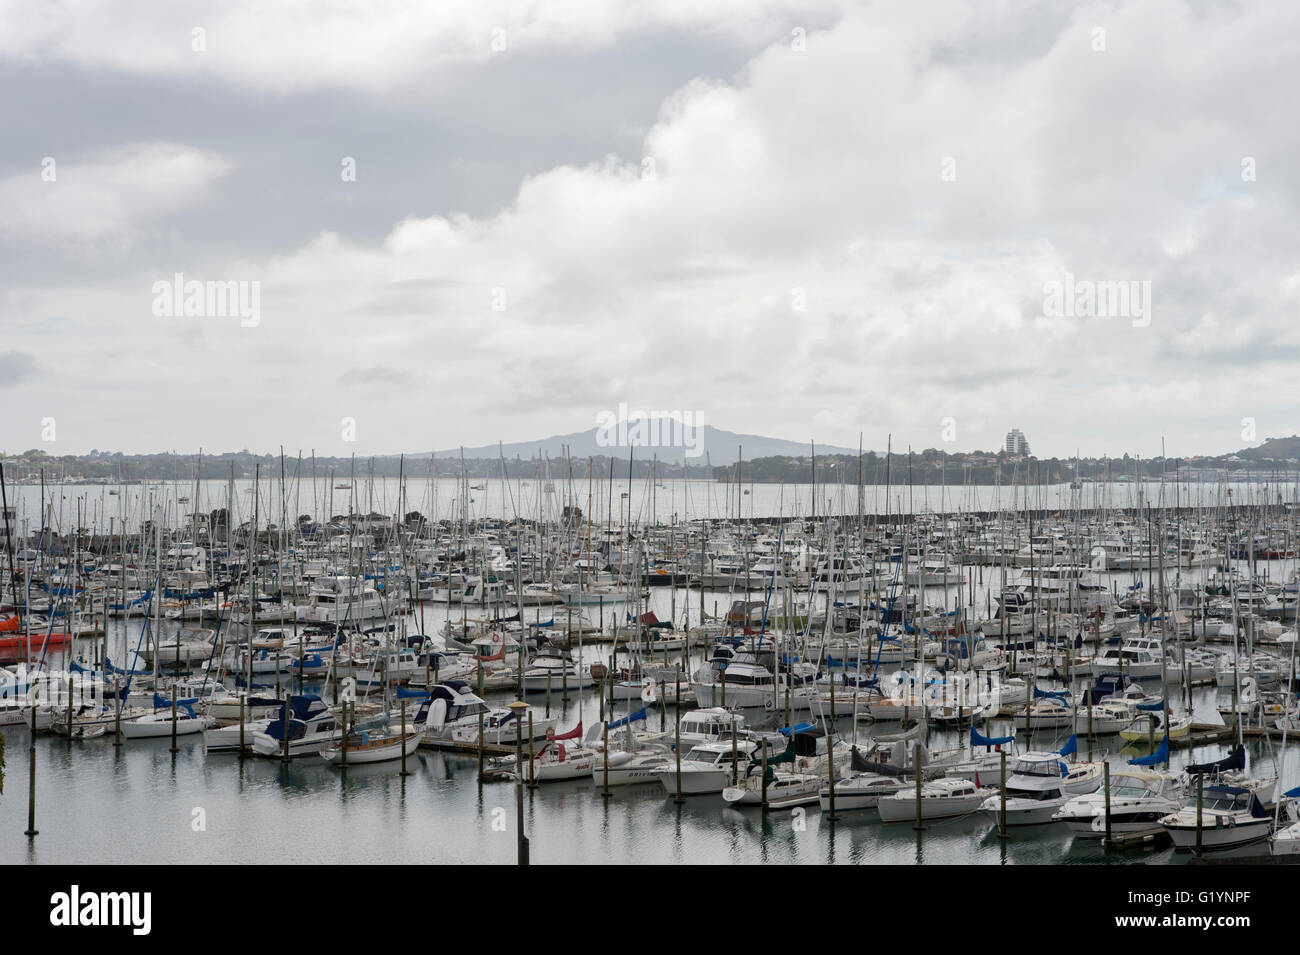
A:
[1005,428,1030,456]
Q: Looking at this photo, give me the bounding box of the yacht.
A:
[979,752,1104,825]
[877,777,995,822]
[521,724,602,782]
[1159,785,1273,851]
[1052,768,1184,837]
[813,556,875,594]
[320,724,422,766]
[249,695,342,757]
[691,646,814,711]
[1086,637,1168,681]
[520,645,596,692]
[302,578,391,625]
[654,738,761,795]
[904,554,963,588]
[420,680,557,745]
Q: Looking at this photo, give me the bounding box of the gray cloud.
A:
[2,0,1297,459]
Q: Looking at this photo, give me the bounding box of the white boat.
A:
[1052,769,1184,837]
[143,627,216,665]
[120,707,215,739]
[904,555,963,588]
[420,680,557,745]
[236,646,296,675]
[1270,799,1300,855]
[520,725,601,782]
[723,769,823,808]
[979,753,1103,825]
[1085,637,1168,681]
[1022,697,1076,730]
[594,751,675,786]
[321,726,422,765]
[249,695,342,757]
[205,692,285,723]
[812,556,875,593]
[877,777,995,822]
[205,717,274,752]
[655,739,760,795]
[1160,785,1273,851]
[520,645,596,692]
[821,772,911,812]
[691,649,813,711]
[302,578,391,624]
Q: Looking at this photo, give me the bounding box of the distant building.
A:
[1005,428,1030,457]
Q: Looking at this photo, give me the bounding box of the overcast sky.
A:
[3,0,1297,461]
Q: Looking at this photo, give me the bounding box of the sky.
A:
[2,0,1298,462]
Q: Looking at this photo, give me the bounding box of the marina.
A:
[4,5,1298,931]
[5,468,1300,866]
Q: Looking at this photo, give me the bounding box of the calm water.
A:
[4,580,1296,866]
[1,694,1285,866]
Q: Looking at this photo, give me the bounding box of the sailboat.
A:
[521,722,600,782]
[120,694,214,739]
[320,723,422,765]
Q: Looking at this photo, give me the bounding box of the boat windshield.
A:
[1007,787,1063,801]
[686,750,725,763]
[1109,785,1153,798]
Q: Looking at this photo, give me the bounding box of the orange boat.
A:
[0,625,73,655]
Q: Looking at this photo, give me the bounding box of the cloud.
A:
[0,350,38,386]
[2,0,1298,458]
[0,142,231,257]
[0,0,843,94]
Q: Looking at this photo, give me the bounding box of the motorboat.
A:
[979,752,1103,825]
[1160,785,1273,851]
[520,645,596,692]
[249,695,342,757]
[654,738,762,795]
[1052,768,1184,837]
[419,680,557,745]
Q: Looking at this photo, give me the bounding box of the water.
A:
[2,693,1284,865]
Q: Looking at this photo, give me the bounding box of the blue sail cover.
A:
[1128,735,1170,766]
[1033,687,1070,701]
[1058,734,1078,757]
[608,708,647,729]
[396,685,429,699]
[153,693,199,709]
[1186,744,1246,775]
[287,695,322,719]
[971,726,1014,747]
[1136,699,1165,712]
